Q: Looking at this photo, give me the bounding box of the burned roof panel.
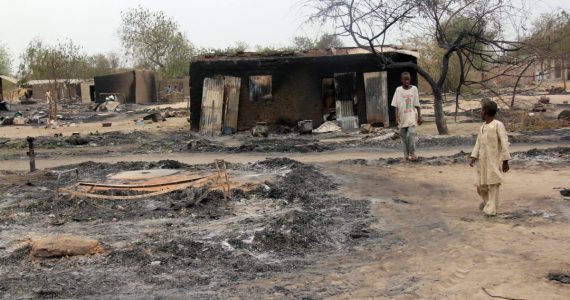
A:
[193,46,419,62]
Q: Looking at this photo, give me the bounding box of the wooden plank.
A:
[364,71,389,127]
[61,178,214,201]
[334,72,358,129]
[223,76,241,133]
[199,77,225,136]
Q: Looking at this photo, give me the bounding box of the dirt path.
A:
[2,143,568,172]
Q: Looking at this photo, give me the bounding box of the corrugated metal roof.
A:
[26,79,84,85]
[0,75,19,84]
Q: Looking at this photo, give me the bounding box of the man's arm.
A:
[469,130,481,167]
[416,107,422,125]
[394,107,400,125]
[414,87,422,125]
[497,122,511,172]
[391,88,400,125]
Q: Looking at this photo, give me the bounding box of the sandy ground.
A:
[1,150,569,299]
[314,163,570,299]
[223,162,570,299]
[1,96,569,298]
[0,114,190,139]
[1,143,568,172]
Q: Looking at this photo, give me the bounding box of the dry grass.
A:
[506,111,569,132]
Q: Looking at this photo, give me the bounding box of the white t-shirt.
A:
[391,86,420,128]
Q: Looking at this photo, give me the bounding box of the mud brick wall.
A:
[134,70,157,104]
[190,53,417,131]
[29,83,81,101]
[94,70,157,104]
[94,71,136,103]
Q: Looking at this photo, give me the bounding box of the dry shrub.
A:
[506,111,569,132]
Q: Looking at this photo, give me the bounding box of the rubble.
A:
[298,120,313,134]
[313,121,342,134]
[31,235,105,258]
[65,133,90,145]
[549,86,567,95]
[0,100,9,111]
[251,122,269,137]
[0,158,384,299]
[532,102,547,112]
[13,116,27,125]
[143,112,165,122]
[1,116,14,125]
[95,100,120,112]
[548,272,570,284]
[558,110,570,121]
[360,123,374,134]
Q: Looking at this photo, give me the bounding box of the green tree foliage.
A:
[18,39,89,100]
[118,6,194,79]
[199,41,249,56]
[86,52,124,77]
[527,10,570,60]
[315,33,344,48]
[19,39,89,83]
[292,36,315,50]
[0,43,12,75]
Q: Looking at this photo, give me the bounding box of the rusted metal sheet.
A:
[223,76,241,133]
[200,77,225,136]
[334,72,358,129]
[364,71,389,127]
[59,162,232,201]
[335,101,358,129]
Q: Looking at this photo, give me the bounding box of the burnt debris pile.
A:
[0,158,386,299]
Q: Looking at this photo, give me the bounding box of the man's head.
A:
[401,72,411,88]
[481,100,498,120]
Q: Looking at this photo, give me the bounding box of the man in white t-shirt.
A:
[391,72,422,162]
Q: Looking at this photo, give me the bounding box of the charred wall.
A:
[190,53,417,131]
[134,70,157,104]
[94,71,136,103]
[94,70,157,104]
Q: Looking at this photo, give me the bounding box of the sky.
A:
[1,0,569,73]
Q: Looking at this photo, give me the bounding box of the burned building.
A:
[189,47,418,134]
[25,79,83,101]
[94,70,157,103]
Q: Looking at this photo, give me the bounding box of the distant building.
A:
[24,79,83,101]
[0,75,19,102]
[94,70,157,103]
[158,76,189,103]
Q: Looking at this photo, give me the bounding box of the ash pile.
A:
[0,158,393,299]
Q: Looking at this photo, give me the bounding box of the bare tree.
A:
[307,0,530,134]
